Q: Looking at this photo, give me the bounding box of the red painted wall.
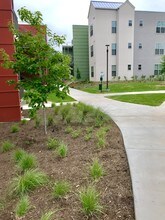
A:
[0,0,21,122]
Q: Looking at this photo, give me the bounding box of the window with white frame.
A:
[91,66,94,77]
[138,64,142,70]
[112,43,116,55]
[112,65,116,76]
[90,25,93,36]
[112,21,117,33]
[156,21,165,33]
[128,20,132,26]
[155,43,164,55]
[128,43,132,49]
[139,20,143,27]
[128,64,131,70]
[154,64,162,75]
[91,45,94,57]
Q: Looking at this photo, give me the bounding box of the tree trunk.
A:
[43,105,47,135]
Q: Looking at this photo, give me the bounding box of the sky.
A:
[14,0,165,46]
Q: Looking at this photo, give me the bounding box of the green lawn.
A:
[108,93,165,106]
[72,81,165,93]
[48,93,75,103]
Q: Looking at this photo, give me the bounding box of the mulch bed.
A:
[0,105,134,220]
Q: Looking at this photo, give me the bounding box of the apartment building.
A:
[88,0,165,81]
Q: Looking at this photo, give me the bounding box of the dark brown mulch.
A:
[0,106,134,220]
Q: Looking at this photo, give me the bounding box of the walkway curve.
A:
[69,88,165,220]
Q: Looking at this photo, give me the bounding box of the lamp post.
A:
[105,44,110,90]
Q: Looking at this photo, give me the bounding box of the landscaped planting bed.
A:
[0,103,134,220]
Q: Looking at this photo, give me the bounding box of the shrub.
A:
[52,181,70,198]
[47,137,60,150]
[10,169,48,195]
[90,159,104,180]
[1,140,14,152]
[15,195,30,218]
[79,185,103,215]
[11,124,20,133]
[40,211,55,220]
[17,153,37,172]
[57,143,68,158]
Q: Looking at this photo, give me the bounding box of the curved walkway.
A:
[69,88,165,220]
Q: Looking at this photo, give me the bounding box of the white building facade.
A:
[88,0,165,81]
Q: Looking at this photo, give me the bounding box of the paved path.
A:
[69,88,165,220]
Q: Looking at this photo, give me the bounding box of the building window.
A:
[128,43,132,49]
[139,20,143,26]
[112,21,117,33]
[156,21,165,33]
[139,43,142,49]
[128,20,132,26]
[155,43,164,55]
[138,64,142,70]
[91,45,94,57]
[91,66,94,77]
[154,64,162,75]
[112,65,116,76]
[90,25,93,36]
[128,65,131,70]
[112,43,116,55]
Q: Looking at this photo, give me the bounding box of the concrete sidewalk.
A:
[69,88,165,220]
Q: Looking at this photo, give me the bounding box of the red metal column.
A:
[0,0,21,122]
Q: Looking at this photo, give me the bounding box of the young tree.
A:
[0,7,71,134]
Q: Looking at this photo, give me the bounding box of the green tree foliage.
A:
[161,55,165,74]
[0,8,71,133]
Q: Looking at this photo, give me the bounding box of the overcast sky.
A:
[14,0,165,46]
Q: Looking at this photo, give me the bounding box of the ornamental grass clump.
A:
[90,159,104,180]
[17,153,38,172]
[13,149,27,163]
[60,104,72,121]
[11,124,20,133]
[47,137,60,150]
[65,126,73,134]
[57,143,68,158]
[96,128,107,148]
[1,140,14,153]
[40,211,55,220]
[52,181,70,198]
[10,169,48,196]
[71,129,81,139]
[47,115,54,126]
[79,185,103,216]
[15,195,30,218]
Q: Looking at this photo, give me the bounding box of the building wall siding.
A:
[88,0,165,81]
[73,25,89,80]
[0,0,21,122]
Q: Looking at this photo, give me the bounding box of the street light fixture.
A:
[105,44,110,90]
